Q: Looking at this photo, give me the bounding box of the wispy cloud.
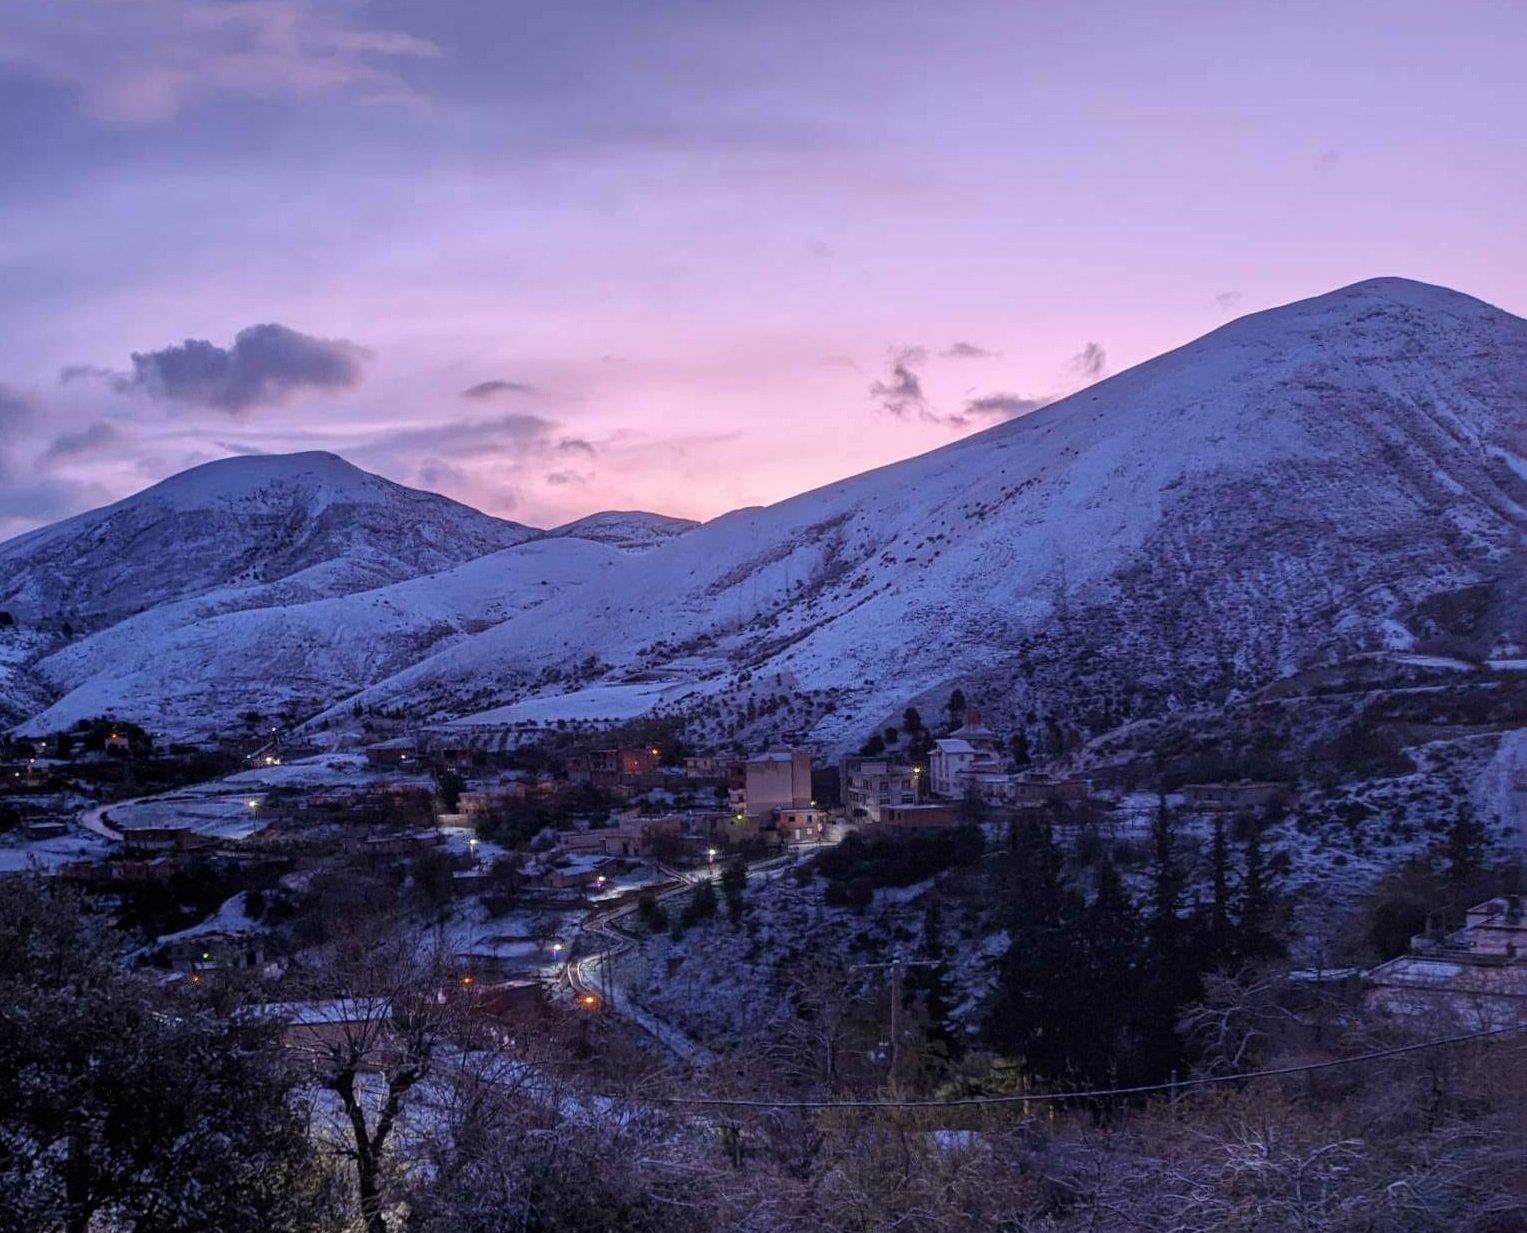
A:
[961,392,1048,422]
[462,379,538,400]
[1069,341,1107,382]
[868,345,931,419]
[40,420,123,464]
[0,0,439,124]
[941,341,998,359]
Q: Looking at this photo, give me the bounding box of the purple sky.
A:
[1,0,1522,537]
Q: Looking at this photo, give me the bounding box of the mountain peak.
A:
[1233,276,1518,337]
[141,450,379,511]
[546,509,700,551]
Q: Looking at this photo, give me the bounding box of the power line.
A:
[630,1022,1525,1112]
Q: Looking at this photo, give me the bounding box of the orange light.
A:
[460,975,474,986]
[579,993,599,1009]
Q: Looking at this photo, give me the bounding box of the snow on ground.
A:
[0,829,111,873]
[221,752,377,788]
[153,892,258,943]
[110,792,275,842]
[447,680,690,727]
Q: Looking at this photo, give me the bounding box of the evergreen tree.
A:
[946,688,967,725]
[1009,729,1031,768]
[909,898,958,1058]
[1076,859,1145,1084]
[1140,796,1195,1079]
[902,707,923,734]
[985,820,1086,1081]
[1208,812,1232,957]
[720,862,748,927]
[1147,795,1184,954]
[1235,820,1283,961]
[1440,803,1487,890]
[682,878,719,926]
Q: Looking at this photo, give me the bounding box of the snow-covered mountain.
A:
[0,451,536,625]
[6,278,1524,745]
[545,511,700,552]
[308,278,1525,747]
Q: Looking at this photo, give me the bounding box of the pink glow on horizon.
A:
[0,1,1522,535]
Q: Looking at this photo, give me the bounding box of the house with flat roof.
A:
[840,755,919,822]
[1365,896,1527,1029]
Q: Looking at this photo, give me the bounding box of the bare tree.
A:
[287,932,464,1233]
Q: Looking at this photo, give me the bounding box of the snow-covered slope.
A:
[0,451,536,625]
[7,278,1524,745]
[311,278,1526,748]
[23,536,626,736]
[545,510,700,552]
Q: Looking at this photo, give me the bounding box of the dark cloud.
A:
[462,379,538,400]
[40,420,123,463]
[545,470,590,486]
[1215,290,1243,311]
[67,323,370,412]
[1069,341,1107,382]
[557,437,597,457]
[868,345,930,419]
[963,392,1048,421]
[941,341,998,359]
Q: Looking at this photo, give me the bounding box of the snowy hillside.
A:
[0,451,536,626]
[311,278,1525,748]
[545,510,700,552]
[22,537,627,737]
[6,278,1524,745]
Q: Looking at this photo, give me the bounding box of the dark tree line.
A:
[984,801,1285,1090]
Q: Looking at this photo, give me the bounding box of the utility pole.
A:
[851,959,941,1079]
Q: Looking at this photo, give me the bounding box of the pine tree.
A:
[1147,795,1184,954]
[985,819,1085,1081]
[1064,860,1143,1084]
[1235,820,1283,961]
[1441,803,1487,890]
[946,688,967,725]
[1009,730,1030,768]
[1140,795,1196,1080]
[1208,812,1232,958]
[910,898,958,1057]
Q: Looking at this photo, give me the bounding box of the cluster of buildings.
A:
[841,709,1091,825]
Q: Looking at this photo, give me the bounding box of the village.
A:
[1,696,1520,1063]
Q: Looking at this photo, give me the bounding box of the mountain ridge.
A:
[5,276,1523,744]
